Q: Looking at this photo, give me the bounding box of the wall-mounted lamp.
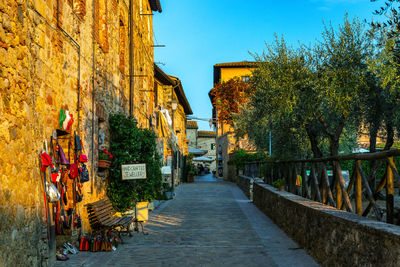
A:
[171,98,178,112]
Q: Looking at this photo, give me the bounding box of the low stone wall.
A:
[253,182,400,267]
[237,175,253,200]
[227,164,237,183]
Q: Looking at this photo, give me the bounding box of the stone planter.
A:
[98,159,111,169]
[165,191,173,199]
[148,201,155,211]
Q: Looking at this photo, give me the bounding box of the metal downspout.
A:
[129,0,134,116]
[91,0,96,193]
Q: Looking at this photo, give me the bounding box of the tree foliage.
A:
[234,16,370,159]
[210,78,253,124]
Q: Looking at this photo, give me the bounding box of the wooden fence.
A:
[244,149,400,224]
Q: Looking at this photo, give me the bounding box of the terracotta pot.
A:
[187,174,194,183]
[279,185,285,191]
[98,159,111,169]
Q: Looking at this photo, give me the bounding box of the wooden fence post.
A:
[387,157,394,224]
[334,161,353,213]
[356,161,382,221]
[322,163,336,207]
[355,160,362,216]
[301,162,308,198]
[311,163,322,203]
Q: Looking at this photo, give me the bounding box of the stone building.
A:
[197,131,216,170]
[186,120,198,149]
[185,121,216,171]
[153,64,192,187]
[0,0,165,265]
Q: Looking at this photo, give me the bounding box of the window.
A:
[241,76,250,82]
[211,143,215,150]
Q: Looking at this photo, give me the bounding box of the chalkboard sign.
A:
[121,164,147,180]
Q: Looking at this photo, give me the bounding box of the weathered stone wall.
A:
[227,163,237,183]
[0,0,156,265]
[253,182,400,267]
[0,0,51,265]
[237,175,253,200]
[197,135,216,170]
[132,0,154,129]
[186,128,197,149]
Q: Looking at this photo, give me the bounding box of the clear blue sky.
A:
[153,0,382,131]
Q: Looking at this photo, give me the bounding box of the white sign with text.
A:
[121,164,147,180]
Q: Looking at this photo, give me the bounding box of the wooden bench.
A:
[86,199,133,238]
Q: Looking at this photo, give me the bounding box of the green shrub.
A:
[107,113,163,211]
[230,149,267,170]
[272,178,285,188]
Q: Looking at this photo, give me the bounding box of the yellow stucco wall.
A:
[217,67,254,137]
[216,66,256,153]
[220,67,254,82]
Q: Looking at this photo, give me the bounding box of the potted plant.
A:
[163,183,174,199]
[98,148,113,169]
[272,178,285,191]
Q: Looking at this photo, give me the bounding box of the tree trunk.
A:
[384,119,394,150]
[369,122,379,191]
[329,139,340,157]
[305,124,323,158]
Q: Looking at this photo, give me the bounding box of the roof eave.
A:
[154,64,175,86]
[174,80,193,115]
[148,0,162,12]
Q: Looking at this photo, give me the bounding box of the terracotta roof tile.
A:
[186,121,198,129]
[198,131,216,137]
[214,61,257,68]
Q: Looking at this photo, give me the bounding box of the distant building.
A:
[197,131,217,170]
[186,121,199,149]
[209,61,257,179]
[186,122,216,170]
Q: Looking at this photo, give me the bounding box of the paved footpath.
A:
[55,175,318,266]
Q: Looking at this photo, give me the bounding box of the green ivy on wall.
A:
[106,113,163,211]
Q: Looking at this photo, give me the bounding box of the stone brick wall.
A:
[197,135,216,170]
[237,175,253,200]
[0,0,157,265]
[253,182,400,266]
[186,128,197,149]
[227,163,237,183]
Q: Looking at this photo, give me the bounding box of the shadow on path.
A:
[55,178,319,266]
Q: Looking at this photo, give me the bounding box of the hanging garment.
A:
[57,141,70,165]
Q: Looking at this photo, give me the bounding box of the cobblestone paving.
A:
[55,175,318,266]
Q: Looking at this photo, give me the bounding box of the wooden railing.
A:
[243,149,400,224]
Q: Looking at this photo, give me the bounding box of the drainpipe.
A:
[91,0,96,193]
[129,0,134,116]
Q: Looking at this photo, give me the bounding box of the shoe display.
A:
[64,242,78,254]
[56,249,69,261]
[68,242,78,254]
